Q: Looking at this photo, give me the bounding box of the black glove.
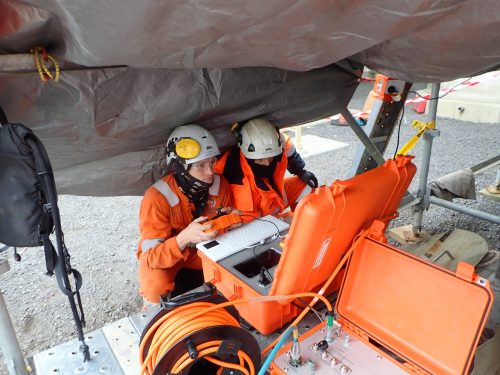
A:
[298,169,318,188]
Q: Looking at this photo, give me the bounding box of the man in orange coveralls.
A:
[137,124,233,305]
[215,118,318,222]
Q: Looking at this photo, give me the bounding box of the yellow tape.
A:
[396,120,435,156]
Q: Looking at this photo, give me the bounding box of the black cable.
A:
[251,243,274,283]
[236,214,286,285]
[409,77,472,101]
[294,298,324,322]
[239,214,282,240]
[394,78,470,160]
[392,105,405,160]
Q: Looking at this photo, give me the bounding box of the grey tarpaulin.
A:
[2,0,499,79]
[430,168,477,201]
[1,0,500,195]
[0,63,362,195]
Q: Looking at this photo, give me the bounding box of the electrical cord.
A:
[238,214,287,284]
[238,214,284,250]
[392,77,471,160]
[392,105,405,160]
[239,214,325,315]
[409,77,472,100]
[174,341,254,375]
[261,230,367,356]
[295,298,324,322]
[251,244,274,283]
[140,293,333,374]
[241,214,282,237]
[139,302,252,375]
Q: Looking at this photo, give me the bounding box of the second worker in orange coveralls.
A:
[137,124,233,305]
[215,118,318,221]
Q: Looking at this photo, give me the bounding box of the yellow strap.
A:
[396,120,435,156]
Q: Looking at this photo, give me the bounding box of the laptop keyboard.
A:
[196,215,289,262]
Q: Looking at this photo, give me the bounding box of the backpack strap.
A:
[25,130,90,361]
[0,106,7,125]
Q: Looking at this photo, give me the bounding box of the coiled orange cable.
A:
[140,293,332,375]
[140,302,253,375]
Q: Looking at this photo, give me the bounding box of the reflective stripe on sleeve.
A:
[285,141,296,157]
[141,238,165,252]
[295,185,312,203]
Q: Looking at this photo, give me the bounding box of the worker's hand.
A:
[298,169,318,188]
[176,216,217,251]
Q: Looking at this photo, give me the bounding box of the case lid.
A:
[337,228,493,375]
[270,156,416,297]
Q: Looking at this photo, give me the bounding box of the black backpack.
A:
[0,106,90,361]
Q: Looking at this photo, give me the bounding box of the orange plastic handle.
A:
[204,213,241,233]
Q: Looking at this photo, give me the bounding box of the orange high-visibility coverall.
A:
[214,135,312,222]
[137,173,233,303]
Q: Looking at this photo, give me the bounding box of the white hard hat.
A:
[166,124,220,165]
[238,118,283,159]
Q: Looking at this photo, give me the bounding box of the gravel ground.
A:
[0,82,499,374]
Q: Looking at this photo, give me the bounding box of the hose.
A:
[257,326,292,375]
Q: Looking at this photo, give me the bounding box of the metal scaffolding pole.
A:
[0,259,29,375]
[429,196,500,225]
[340,107,385,166]
[413,83,441,234]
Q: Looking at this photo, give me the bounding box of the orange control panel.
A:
[204,213,241,233]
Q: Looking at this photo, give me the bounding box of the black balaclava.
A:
[172,160,211,218]
[247,154,281,192]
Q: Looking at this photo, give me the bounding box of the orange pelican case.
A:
[270,220,494,375]
[199,156,416,335]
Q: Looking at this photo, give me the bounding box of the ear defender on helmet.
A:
[176,138,201,160]
[167,137,201,163]
[232,122,243,146]
[275,126,282,148]
[233,122,257,154]
[166,124,220,165]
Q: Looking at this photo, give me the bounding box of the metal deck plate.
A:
[32,306,324,374]
[101,317,140,375]
[129,308,158,335]
[33,329,124,375]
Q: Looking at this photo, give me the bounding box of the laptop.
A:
[196,215,289,262]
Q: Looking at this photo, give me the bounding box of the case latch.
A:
[455,261,475,282]
[366,220,387,242]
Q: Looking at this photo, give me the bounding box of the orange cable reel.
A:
[139,292,333,374]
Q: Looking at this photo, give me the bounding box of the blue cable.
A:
[257,326,293,375]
